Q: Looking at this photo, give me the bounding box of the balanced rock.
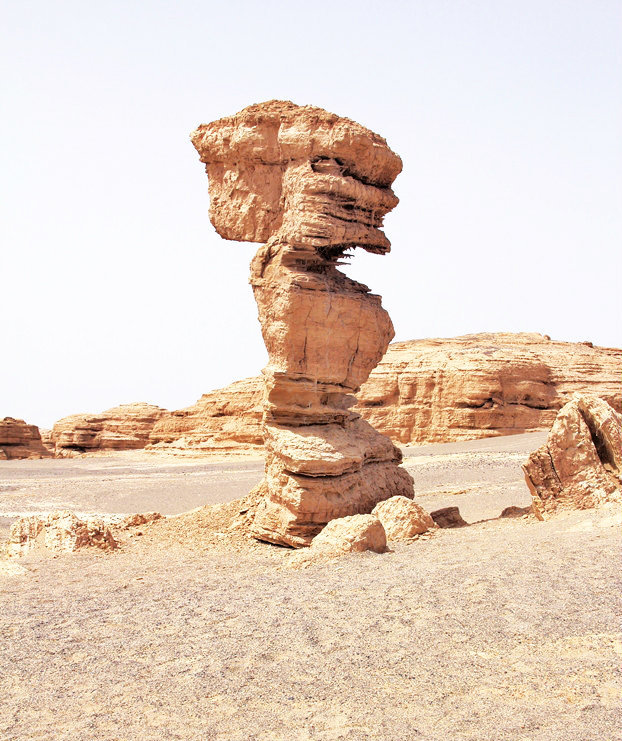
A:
[0,418,52,460]
[523,394,621,517]
[372,495,435,541]
[7,511,117,557]
[52,403,168,455]
[191,101,414,547]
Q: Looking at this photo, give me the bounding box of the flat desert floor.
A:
[1,432,620,740]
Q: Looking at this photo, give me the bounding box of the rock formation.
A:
[51,403,168,455]
[6,511,117,557]
[148,378,263,455]
[523,394,621,517]
[44,334,621,456]
[191,100,414,546]
[357,333,622,444]
[0,418,52,460]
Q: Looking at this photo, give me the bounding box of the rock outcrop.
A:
[357,333,622,444]
[191,100,414,546]
[6,511,117,557]
[372,495,435,541]
[148,378,263,455]
[523,394,621,517]
[0,418,52,460]
[51,403,168,455]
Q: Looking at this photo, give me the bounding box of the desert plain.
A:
[1,431,620,741]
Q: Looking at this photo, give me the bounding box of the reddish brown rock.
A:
[0,418,52,460]
[51,403,168,455]
[429,506,468,529]
[523,394,621,517]
[192,100,414,547]
[148,378,263,455]
[7,511,117,557]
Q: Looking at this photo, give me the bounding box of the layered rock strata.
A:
[523,394,621,517]
[0,418,52,460]
[51,403,168,455]
[357,333,622,444]
[148,378,263,455]
[191,100,414,546]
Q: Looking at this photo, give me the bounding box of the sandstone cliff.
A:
[148,377,263,455]
[357,332,622,444]
[0,418,52,460]
[149,332,621,453]
[51,403,168,455]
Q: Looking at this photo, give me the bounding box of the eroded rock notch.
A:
[191,101,414,546]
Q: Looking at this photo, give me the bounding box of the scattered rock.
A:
[192,100,414,547]
[523,394,621,517]
[372,495,435,540]
[121,512,163,529]
[429,506,468,529]
[7,511,117,557]
[0,418,52,460]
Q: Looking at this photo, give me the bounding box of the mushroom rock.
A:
[191,100,414,547]
[523,394,622,517]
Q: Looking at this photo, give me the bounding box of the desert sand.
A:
[1,432,620,740]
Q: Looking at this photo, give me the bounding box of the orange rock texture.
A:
[0,418,52,460]
[191,100,414,546]
[147,378,263,455]
[152,332,621,453]
[523,394,621,516]
[356,333,622,443]
[51,403,168,455]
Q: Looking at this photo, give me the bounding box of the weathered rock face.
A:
[357,333,622,444]
[0,418,52,460]
[7,511,117,557]
[192,100,414,546]
[149,333,621,454]
[308,514,387,555]
[523,394,621,517]
[51,403,168,455]
[148,378,263,455]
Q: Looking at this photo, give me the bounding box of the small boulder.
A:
[372,496,435,541]
[7,511,117,558]
[429,506,468,528]
[121,512,163,529]
[311,514,387,554]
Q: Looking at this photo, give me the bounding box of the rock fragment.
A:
[523,394,621,517]
[7,511,117,557]
[429,506,468,528]
[372,495,435,540]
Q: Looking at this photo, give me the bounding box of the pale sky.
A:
[2,0,621,429]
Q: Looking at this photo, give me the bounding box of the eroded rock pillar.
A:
[192,101,414,546]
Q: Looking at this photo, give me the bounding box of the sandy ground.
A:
[1,432,620,740]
